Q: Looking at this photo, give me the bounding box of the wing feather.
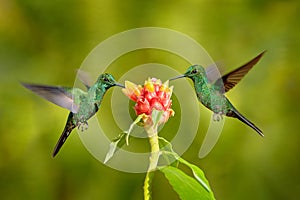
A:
[76,69,93,89]
[22,83,80,113]
[213,51,266,93]
[206,63,224,83]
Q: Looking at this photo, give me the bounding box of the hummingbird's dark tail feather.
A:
[229,108,264,137]
[52,113,76,157]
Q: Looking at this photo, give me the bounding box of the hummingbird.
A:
[170,52,265,136]
[22,72,124,157]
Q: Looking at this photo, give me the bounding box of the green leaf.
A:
[124,114,145,145]
[104,133,126,164]
[151,109,164,128]
[160,166,215,200]
[176,157,212,192]
[158,137,179,168]
[158,137,212,192]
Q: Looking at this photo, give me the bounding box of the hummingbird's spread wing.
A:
[205,62,224,83]
[214,51,265,93]
[214,51,265,92]
[206,63,220,83]
[22,83,80,113]
[213,51,265,93]
[77,69,93,89]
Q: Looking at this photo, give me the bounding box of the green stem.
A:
[143,171,154,200]
[143,125,160,200]
[148,132,160,171]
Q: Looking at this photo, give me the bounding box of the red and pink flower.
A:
[122,78,174,126]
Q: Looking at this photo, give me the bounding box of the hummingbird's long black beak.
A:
[115,82,125,88]
[169,74,186,81]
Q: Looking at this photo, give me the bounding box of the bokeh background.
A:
[1,0,300,199]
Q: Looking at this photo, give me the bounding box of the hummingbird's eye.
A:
[192,69,198,74]
[103,77,109,82]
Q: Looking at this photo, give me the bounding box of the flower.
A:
[122,78,175,126]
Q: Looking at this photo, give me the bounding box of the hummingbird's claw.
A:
[213,112,223,122]
[78,121,89,132]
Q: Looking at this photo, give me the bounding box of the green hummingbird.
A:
[170,52,265,136]
[22,72,124,157]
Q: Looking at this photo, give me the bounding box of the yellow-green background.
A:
[1,0,299,199]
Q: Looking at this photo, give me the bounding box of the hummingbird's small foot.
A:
[213,112,223,122]
[78,121,89,132]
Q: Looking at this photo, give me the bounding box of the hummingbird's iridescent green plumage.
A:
[170,52,265,136]
[22,73,124,157]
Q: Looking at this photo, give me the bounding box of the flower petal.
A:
[135,98,150,115]
[122,77,175,125]
[122,81,141,101]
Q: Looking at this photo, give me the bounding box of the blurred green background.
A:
[1,0,300,199]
